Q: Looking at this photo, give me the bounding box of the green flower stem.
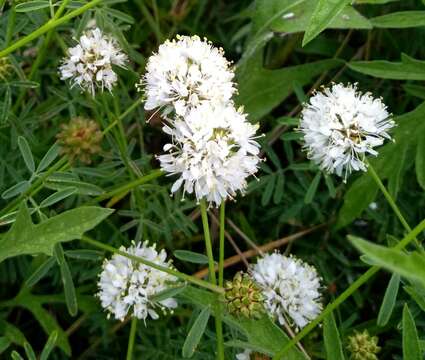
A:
[0,0,103,59]
[199,200,217,284]
[80,235,224,294]
[126,317,138,360]
[91,169,164,203]
[218,202,225,288]
[367,162,421,249]
[199,199,224,360]
[272,217,425,360]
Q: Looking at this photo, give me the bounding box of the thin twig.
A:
[226,218,263,255]
[194,224,326,278]
[210,213,250,269]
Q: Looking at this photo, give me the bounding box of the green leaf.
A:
[45,179,103,195]
[18,296,71,355]
[377,274,400,327]
[182,307,211,358]
[272,0,371,35]
[261,175,275,206]
[174,250,209,264]
[40,331,58,360]
[403,84,425,100]
[179,287,306,359]
[0,320,28,346]
[237,58,341,121]
[37,143,60,173]
[54,244,78,317]
[349,236,425,286]
[371,11,425,28]
[18,136,35,173]
[323,312,345,360]
[11,351,24,360]
[0,337,11,354]
[15,0,50,12]
[304,172,321,204]
[404,284,425,312]
[24,256,56,288]
[40,188,77,208]
[303,0,352,46]
[349,55,425,80]
[416,134,425,189]
[24,342,36,360]
[336,176,377,229]
[403,304,422,360]
[1,180,31,199]
[0,204,113,264]
[0,87,11,124]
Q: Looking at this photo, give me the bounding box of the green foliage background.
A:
[0,0,425,359]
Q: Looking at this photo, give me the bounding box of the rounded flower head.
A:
[97,241,177,322]
[59,27,127,96]
[347,330,380,360]
[158,102,261,207]
[300,83,394,180]
[138,35,236,116]
[225,272,264,318]
[252,252,322,329]
[56,117,103,164]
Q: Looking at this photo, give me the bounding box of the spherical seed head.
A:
[347,330,381,360]
[225,272,264,319]
[56,117,103,164]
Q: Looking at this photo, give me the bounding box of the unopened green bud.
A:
[347,330,380,360]
[224,272,264,319]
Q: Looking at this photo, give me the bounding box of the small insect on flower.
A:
[137,35,236,116]
[56,117,103,164]
[158,102,261,207]
[252,252,322,329]
[97,241,178,322]
[59,27,127,96]
[299,83,395,180]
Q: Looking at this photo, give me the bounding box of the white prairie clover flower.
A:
[158,102,261,207]
[97,241,177,322]
[59,27,127,96]
[252,252,322,329]
[138,35,236,116]
[300,83,394,179]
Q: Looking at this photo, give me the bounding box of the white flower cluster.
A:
[59,27,127,95]
[300,83,394,180]
[252,252,322,329]
[158,102,260,206]
[138,35,236,116]
[141,35,261,206]
[97,241,177,322]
